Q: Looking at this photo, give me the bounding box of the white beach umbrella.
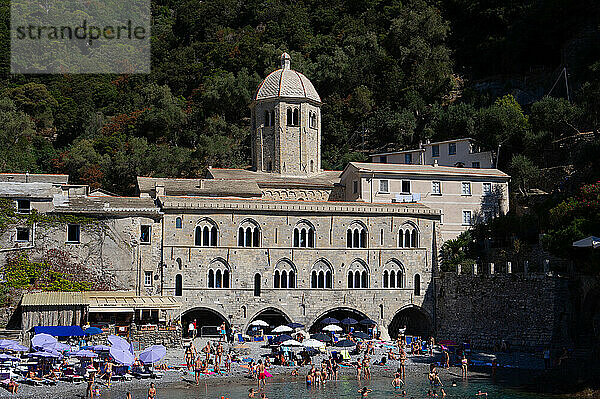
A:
[303,339,326,349]
[573,236,600,248]
[281,339,303,347]
[296,330,310,338]
[322,324,342,332]
[272,325,293,334]
[249,320,269,327]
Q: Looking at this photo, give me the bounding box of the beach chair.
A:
[253,336,264,342]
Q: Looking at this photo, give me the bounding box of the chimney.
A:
[155,184,165,197]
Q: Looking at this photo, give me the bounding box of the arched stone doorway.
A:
[246,307,291,334]
[181,307,229,338]
[388,306,432,339]
[310,307,370,333]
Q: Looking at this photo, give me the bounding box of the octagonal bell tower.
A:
[251,53,322,177]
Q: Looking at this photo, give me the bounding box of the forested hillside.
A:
[0,0,599,198]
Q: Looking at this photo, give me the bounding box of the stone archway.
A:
[246,307,292,334]
[181,307,229,338]
[309,307,370,333]
[388,305,432,339]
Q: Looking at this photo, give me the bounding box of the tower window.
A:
[292,109,299,126]
[287,108,293,126]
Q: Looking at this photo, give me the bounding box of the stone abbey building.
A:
[0,54,510,341]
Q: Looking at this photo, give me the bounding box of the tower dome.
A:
[254,53,321,103]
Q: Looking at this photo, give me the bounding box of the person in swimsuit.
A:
[147,383,156,399]
[358,387,372,397]
[356,360,362,381]
[194,356,202,384]
[257,360,266,389]
[248,388,256,398]
[399,347,407,380]
[331,359,339,380]
[391,373,404,389]
[461,355,468,379]
[363,355,371,380]
[86,371,96,398]
[306,371,313,386]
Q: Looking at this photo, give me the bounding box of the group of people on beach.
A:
[184,341,232,384]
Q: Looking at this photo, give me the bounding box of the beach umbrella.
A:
[0,339,19,349]
[335,339,356,348]
[573,236,600,248]
[109,347,134,366]
[352,331,371,340]
[341,317,358,325]
[321,317,339,324]
[0,353,20,361]
[310,333,332,343]
[359,318,377,326]
[72,349,98,358]
[92,344,111,352]
[5,343,28,352]
[108,335,132,353]
[322,324,342,332]
[303,339,326,349]
[29,350,62,358]
[32,333,57,348]
[296,330,310,338]
[272,334,292,344]
[139,345,167,365]
[84,327,103,336]
[42,342,71,352]
[249,320,269,327]
[281,339,303,347]
[272,325,293,334]
[287,322,304,329]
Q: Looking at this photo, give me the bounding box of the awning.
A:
[33,326,85,337]
[89,307,135,313]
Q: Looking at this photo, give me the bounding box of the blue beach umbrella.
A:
[72,349,98,358]
[287,322,304,329]
[321,317,339,324]
[334,339,356,348]
[139,345,167,365]
[341,318,358,325]
[359,318,377,326]
[109,347,134,366]
[84,327,103,336]
[272,334,293,344]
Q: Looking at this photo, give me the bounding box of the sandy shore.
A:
[0,338,539,398]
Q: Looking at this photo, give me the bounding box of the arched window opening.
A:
[325,271,332,288]
[203,226,209,247]
[398,230,404,248]
[292,108,299,126]
[216,269,222,288]
[274,270,280,288]
[176,258,182,270]
[360,229,367,248]
[311,271,317,288]
[362,271,368,288]
[308,229,315,247]
[347,230,352,247]
[289,271,295,288]
[312,260,333,289]
[211,226,218,246]
[318,271,324,288]
[404,230,411,247]
[414,274,421,296]
[242,305,247,318]
[195,226,202,246]
[175,217,182,229]
[390,271,396,288]
[348,271,353,288]
[397,271,403,288]
[287,108,293,126]
[310,160,314,173]
[300,229,306,247]
[208,269,215,288]
[254,273,261,297]
[264,110,269,126]
[281,270,288,289]
[245,227,252,247]
[411,229,418,247]
[380,304,384,319]
[293,229,299,247]
[175,274,182,296]
[383,271,389,288]
[347,222,368,249]
[238,220,261,248]
[294,222,316,248]
[223,270,230,288]
[354,272,360,288]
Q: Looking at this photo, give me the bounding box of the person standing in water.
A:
[358,387,372,397]
[147,383,156,399]
[461,354,468,379]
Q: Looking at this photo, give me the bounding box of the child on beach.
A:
[358,387,372,397]
[391,373,404,389]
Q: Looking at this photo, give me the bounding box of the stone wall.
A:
[435,272,572,351]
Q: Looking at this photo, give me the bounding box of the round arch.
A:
[246,307,292,334]
[181,307,230,338]
[309,307,370,333]
[388,305,432,339]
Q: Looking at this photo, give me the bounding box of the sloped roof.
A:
[346,162,510,179]
[206,169,341,189]
[21,291,87,306]
[53,196,159,215]
[0,182,61,198]
[0,173,68,184]
[137,177,262,197]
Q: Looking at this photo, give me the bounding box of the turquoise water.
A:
[111,372,549,399]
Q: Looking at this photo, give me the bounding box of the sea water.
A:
[111,371,550,399]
